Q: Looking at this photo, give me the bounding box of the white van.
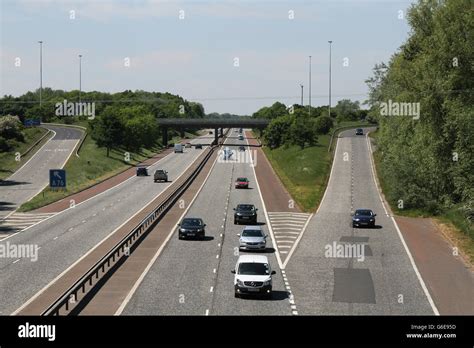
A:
[231,255,276,298]
[174,143,183,153]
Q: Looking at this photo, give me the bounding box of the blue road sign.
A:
[49,169,66,188]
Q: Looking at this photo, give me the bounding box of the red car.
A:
[235,177,249,189]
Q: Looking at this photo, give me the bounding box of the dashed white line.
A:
[12,259,20,264]
[210,286,214,293]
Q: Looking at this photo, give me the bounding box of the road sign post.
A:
[49,169,66,189]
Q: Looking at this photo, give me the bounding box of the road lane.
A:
[0,125,82,226]
[0,134,210,315]
[122,130,291,315]
[284,129,435,315]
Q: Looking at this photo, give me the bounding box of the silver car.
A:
[238,226,267,251]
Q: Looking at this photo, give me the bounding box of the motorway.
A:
[0,125,83,229]
[0,133,211,315]
[284,129,435,315]
[0,127,445,316]
[122,130,291,315]
[121,128,436,316]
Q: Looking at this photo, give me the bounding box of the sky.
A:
[0,0,416,115]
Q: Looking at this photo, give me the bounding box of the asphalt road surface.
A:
[284,129,435,315]
[0,134,211,315]
[122,130,292,315]
[0,125,83,223]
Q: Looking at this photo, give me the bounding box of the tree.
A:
[90,107,124,157]
[263,115,292,149]
[334,99,360,122]
[314,115,334,134]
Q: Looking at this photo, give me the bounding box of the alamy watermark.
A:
[324,241,365,262]
[0,242,39,262]
[217,147,257,167]
[380,99,420,120]
[55,99,95,119]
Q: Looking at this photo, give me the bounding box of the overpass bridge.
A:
[157,118,269,145]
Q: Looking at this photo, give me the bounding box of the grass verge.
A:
[0,127,50,181]
[263,135,331,212]
[370,130,473,265]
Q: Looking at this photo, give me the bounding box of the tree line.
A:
[365,0,473,222]
[254,100,368,149]
[0,89,206,156]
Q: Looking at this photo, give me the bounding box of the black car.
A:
[352,209,376,227]
[195,144,203,149]
[136,167,148,176]
[234,204,258,224]
[238,146,246,151]
[356,128,364,135]
[178,217,206,239]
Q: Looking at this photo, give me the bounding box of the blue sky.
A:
[0,0,416,115]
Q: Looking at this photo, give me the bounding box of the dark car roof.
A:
[237,204,255,210]
[181,218,204,225]
[354,209,373,215]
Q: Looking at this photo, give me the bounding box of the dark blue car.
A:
[352,209,376,228]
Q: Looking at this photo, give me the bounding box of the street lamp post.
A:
[79,54,82,103]
[38,41,43,107]
[328,41,333,118]
[300,84,304,106]
[309,55,312,116]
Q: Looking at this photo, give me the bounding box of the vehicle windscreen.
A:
[355,210,372,216]
[182,219,202,227]
[238,205,254,211]
[237,178,248,182]
[242,230,262,237]
[238,262,269,275]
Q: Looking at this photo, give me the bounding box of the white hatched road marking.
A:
[0,212,57,231]
[265,212,313,266]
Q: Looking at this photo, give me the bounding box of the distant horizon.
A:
[1,0,415,114]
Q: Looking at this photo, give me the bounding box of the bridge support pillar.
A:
[220,128,223,137]
[162,126,168,147]
[214,128,219,145]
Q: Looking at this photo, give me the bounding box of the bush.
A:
[314,116,334,134]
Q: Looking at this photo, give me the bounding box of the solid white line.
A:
[246,136,283,269]
[316,135,340,215]
[366,131,439,315]
[282,212,313,269]
[115,146,220,315]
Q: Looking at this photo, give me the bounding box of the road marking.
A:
[213,268,216,273]
[114,146,220,315]
[13,259,20,264]
[366,132,439,315]
[210,287,213,293]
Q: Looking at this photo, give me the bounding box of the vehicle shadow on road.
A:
[0,201,16,211]
[0,180,31,186]
[240,290,289,301]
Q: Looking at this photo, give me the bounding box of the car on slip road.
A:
[238,134,244,140]
[352,209,376,228]
[178,217,206,239]
[234,204,258,224]
[232,255,276,298]
[356,128,364,135]
[136,167,148,176]
[238,226,267,251]
[195,144,203,149]
[235,177,249,189]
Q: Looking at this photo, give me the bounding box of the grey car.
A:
[238,226,267,251]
